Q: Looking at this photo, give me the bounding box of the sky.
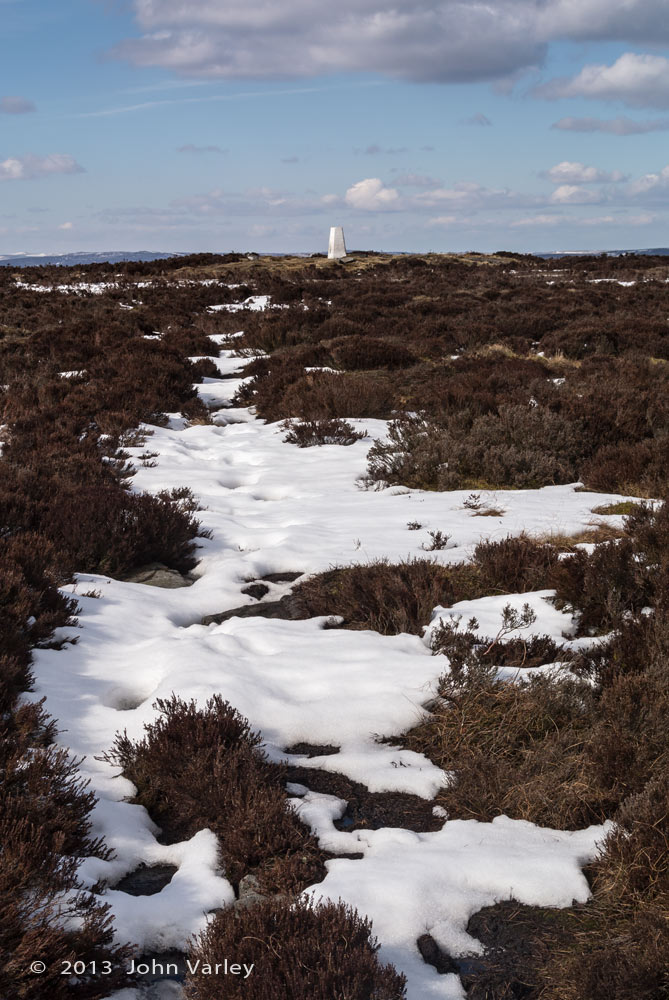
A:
[2,0,669,254]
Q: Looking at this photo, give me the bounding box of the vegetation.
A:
[185,898,407,1000]
[102,695,325,894]
[3,250,669,999]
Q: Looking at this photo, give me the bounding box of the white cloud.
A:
[627,165,669,196]
[511,214,563,227]
[545,161,625,184]
[550,184,602,205]
[345,178,401,211]
[0,95,36,114]
[551,115,669,135]
[0,154,84,181]
[110,1,669,84]
[414,182,539,211]
[536,52,669,109]
[58,221,74,230]
[428,215,459,226]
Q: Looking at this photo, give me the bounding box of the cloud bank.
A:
[112,0,669,83]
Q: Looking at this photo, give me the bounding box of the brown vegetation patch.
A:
[185,898,407,1000]
[102,695,325,894]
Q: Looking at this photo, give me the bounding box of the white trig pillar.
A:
[328,226,347,259]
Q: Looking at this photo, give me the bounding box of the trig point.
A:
[328,226,347,259]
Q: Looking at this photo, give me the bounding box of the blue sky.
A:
[2,0,669,254]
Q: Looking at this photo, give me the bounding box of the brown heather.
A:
[3,251,669,999]
[185,898,407,1000]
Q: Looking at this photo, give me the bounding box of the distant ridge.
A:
[3,247,669,268]
[538,247,669,259]
[0,250,184,268]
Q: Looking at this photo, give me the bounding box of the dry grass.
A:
[536,521,628,550]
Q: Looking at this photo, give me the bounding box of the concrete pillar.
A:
[328,226,347,259]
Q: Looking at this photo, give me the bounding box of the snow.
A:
[588,278,636,286]
[302,808,610,999]
[207,295,287,313]
[25,342,632,997]
[15,280,119,294]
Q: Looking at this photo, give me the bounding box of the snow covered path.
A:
[30,346,623,998]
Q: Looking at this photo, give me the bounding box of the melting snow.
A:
[27,345,629,998]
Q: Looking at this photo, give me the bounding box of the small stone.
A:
[123,563,193,589]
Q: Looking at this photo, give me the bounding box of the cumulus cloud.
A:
[1,95,36,114]
[177,143,227,153]
[536,53,669,109]
[58,221,74,230]
[0,154,84,181]
[627,165,669,196]
[345,177,401,211]
[112,1,545,83]
[110,1,669,84]
[545,161,625,184]
[551,115,669,135]
[550,184,602,205]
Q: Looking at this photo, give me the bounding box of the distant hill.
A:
[0,251,184,268]
[3,247,669,268]
[539,247,669,259]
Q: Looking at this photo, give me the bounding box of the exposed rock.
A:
[123,562,194,589]
[235,874,267,910]
[416,934,459,975]
[201,594,306,627]
[114,864,178,896]
[241,582,270,600]
[259,571,304,584]
[284,742,339,757]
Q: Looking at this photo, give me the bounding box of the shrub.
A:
[550,538,650,633]
[185,898,407,1000]
[364,406,583,492]
[0,702,131,1000]
[0,533,78,710]
[472,535,560,594]
[290,558,484,635]
[430,615,565,677]
[282,418,367,447]
[191,357,222,380]
[103,695,323,892]
[580,439,669,496]
[330,335,416,371]
[404,657,612,828]
[33,486,205,577]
